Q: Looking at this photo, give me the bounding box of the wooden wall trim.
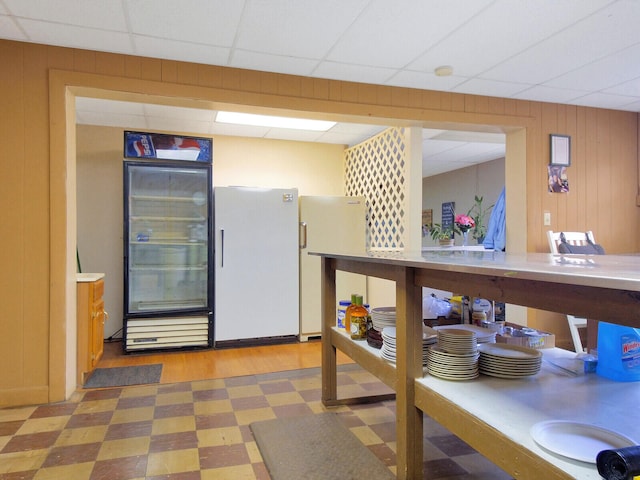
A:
[1,387,49,408]
[51,68,535,131]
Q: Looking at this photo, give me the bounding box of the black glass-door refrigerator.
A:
[123,161,213,352]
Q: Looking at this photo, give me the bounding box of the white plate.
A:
[530,420,636,464]
[478,343,542,360]
[434,324,496,343]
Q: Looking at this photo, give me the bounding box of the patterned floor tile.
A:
[0,364,515,480]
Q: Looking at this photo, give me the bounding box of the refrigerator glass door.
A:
[126,164,210,314]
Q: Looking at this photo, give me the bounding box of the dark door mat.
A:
[250,413,395,480]
[84,364,162,388]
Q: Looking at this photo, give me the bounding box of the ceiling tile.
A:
[236,0,368,58]
[433,131,505,144]
[452,78,528,98]
[313,61,395,84]
[77,111,147,130]
[327,123,386,136]
[76,98,146,115]
[388,70,463,90]
[143,104,215,123]
[319,124,387,145]
[604,76,640,97]
[230,49,318,77]
[264,128,325,142]
[544,43,640,92]
[407,0,610,76]
[3,0,128,30]
[125,0,244,46]
[511,85,589,104]
[146,117,212,135]
[0,15,26,40]
[327,0,492,69]
[315,131,365,145]
[423,139,464,156]
[17,19,133,54]
[209,123,269,138]
[422,129,446,139]
[567,91,640,110]
[480,1,640,85]
[133,36,230,65]
[617,99,640,112]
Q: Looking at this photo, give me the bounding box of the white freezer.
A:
[299,196,367,340]
[214,186,299,344]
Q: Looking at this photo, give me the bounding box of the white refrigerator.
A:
[214,186,299,345]
[299,196,368,340]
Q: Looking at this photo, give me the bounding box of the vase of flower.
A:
[455,214,475,248]
[467,195,494,244]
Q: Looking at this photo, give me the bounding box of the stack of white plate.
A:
[478,343,542,378]
[433,324,497,344]
[436,328,478,354]
[371,307,396,331]
[426,328,479,380]
[426,347,479,380]
[380,326,437,365]
[380,327,397,363]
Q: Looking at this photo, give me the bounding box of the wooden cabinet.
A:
[77,274,105,385]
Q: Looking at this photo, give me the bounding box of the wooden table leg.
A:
[395,266,424,479]
[321,256,338,405]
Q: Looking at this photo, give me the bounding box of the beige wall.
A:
[1,39,638,407]
[213,135,346,194]
[76,125,346,338]
[76,126,124,340]
[422,157,505,247]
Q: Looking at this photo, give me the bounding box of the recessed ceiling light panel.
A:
[216,111,335,131]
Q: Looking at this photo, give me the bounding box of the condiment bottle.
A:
[350,295,368,340]
[337,300,351,329]
[344,293,357,334]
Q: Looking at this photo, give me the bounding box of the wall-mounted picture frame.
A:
[550,134,571,166]
[422,209,433,229]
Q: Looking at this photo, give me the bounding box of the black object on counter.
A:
[597,446,640,480]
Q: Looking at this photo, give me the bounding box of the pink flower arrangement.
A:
[455,214,475,232]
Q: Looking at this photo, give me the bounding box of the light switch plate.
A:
[544,212,551,226]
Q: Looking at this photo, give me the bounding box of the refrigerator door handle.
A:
[220,228,224,267]
[299,221,307,249]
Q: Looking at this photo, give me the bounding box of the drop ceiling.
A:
[4,0,638,175]
[75,97,506,177]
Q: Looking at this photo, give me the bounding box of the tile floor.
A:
[0,364,512,480]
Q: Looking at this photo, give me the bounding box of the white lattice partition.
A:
[345,127,422,251]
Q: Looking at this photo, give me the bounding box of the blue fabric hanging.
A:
[483,186,506,251]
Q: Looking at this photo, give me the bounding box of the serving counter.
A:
[313,250,640,479]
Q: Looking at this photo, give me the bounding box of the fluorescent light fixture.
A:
[216,111,335,131]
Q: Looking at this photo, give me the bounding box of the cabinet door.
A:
[90,299,105,369]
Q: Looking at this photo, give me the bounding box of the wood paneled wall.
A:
[0,39,637,407]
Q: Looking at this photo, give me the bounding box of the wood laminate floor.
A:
[98,339,355,384]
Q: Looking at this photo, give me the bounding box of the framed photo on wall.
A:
[550,134,571,166]
[422,209,433,228]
